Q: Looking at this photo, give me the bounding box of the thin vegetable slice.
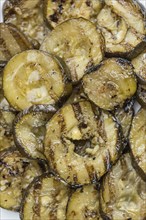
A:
[40,18,104,83]
[67,185,102,220]
[44,0,103,28]
[0,147,44,211]
[3,50,72,111]
[83,58,137,111]
[44,101,122,185]
[14,105,57,160]
[0,23,32,66]
[20,174,70,220]
[130,109,146,181]
[100,153,146,220]
[132,49,146,85]
[137,84,146,108]
[3,0,49,46]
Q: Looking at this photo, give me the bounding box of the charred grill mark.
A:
[84,164,95,183]
[72,103,87,131]
[103,150,112,172]
[50,11,59,23]
[32,180,42,220]
[0,37,11,60]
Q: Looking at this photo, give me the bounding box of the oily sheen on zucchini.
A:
[67,185,102,220]
[0,147,43,211]
[130,109,146,180]
[40,18,104,83]
[3,50,72,111]
[44,0,103,28]
[44,101,122,185]
[20,174,70,220]
[137,84,146,108]
[100,153,146,220]
[3,0,49,46]
[83,58,137,111]
[14,105,57,160]
[97,0,146,58]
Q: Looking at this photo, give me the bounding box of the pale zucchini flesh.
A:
[3,50,72,111]
[100,153,146,220]
[40,18,104,83]
[44,101,121,185]
[83,58,137,111]
[20,174,70,220]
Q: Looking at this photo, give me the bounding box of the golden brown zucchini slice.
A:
[20,174,70,220]
[67,185,102,220]
[100,153,146,220]
[97,0,146,58]
[132,49,146,85]
[44,101,122,185]
[14,105,57,160]
[82,58,137,111]
[40,18,105,83]
[0,147,44,211]
[3,50,72,111]
[130,109,146,181]
[3,0,49,46]
[0,109,16,152]
[137,84,146,108]
[44,0,103,28]
[0,23,32,66]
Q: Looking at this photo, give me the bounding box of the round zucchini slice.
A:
[14,105,57,160]
[97,0,146,59]
[20,174,70,220]
[132,49,146,85]
[130,109,146,181]
[67,185,102,220]
[136,84,146,108]
[44,0,103,28]
[44,101,122,185]
[0,147,44,211]
[40,18,105,83]
[82,58,137,111]
[100,153,146,220]
[0,23,32,66]
[3,0,49,46]
[3,50,72,111]
[0,109,16,152]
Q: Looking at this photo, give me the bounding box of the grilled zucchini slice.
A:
[132,49,146,85]
[67,185,102,220]
[0,109,16,152]
[20,174,70,220]
[97,1,146,58]
[100,153,146,220]
[3,0,49,46]
[3,50,72,111]
[0,147,44,211]
[83,58,137,111]
[44,0,103,28]
[66,86,87,105]
[137,84,146,108]
[0,23,32,66]
[14,105,57,160]
[40,18,105,83]
[44,101,122,185]
[130,109,146,181]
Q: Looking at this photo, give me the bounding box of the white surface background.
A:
[0,0,146,219]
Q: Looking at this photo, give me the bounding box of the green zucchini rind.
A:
[3,50,72,111]
[40,18,105,83]
[44,0,104,29]
[129,108,146,181]
[136,84,146,108]
[0,147,44,211]
[100,153,146,220]
[44,101,123,185]
[20,173,70,220]
[67,185,102,220]
[82,58,137,111]
[13,104,57,160]
[97,0,146,59]
[3,0,49,46]
[0,23,32,67]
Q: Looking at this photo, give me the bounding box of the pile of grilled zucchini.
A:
[0,0,146,219]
